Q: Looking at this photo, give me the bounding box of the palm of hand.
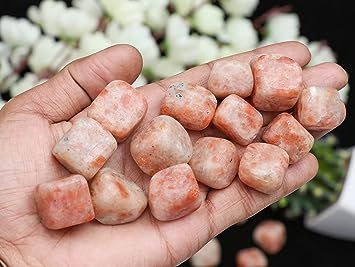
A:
[0,42,347,267]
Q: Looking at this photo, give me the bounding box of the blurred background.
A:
[1,0,354,266]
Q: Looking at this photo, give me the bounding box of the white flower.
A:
[78,32,112,55]
[166,15,198,65]
[28,0,98,39]
[266,13,300,42]
[0,42,11,57]
[151,57,184,78]
[308,42,336,66]
[145,7,169,31]
[132,74,147,87]
[72,0,103,18]
[195,35,219,64]
[105,21,121,40]
[29,36,71,73]
[339,84,350,103]
[0,58,12,87]
[221,0,259,17]
[192,4,224,35]
[0,16,40,47]
[109,23,159,67]
[9,73,41,97]
[171,0,206,16]
[10,46,30,66]
[100,0,144,26]
[221,17,258,53]
[219,45,236,58]
[190,238,222,267]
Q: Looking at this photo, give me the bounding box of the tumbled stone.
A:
[52,117,117,179]
[90,168,147,225]
[35,175,95,230]
[262,113,314,164]
[239,143,289,194]
[160,82,217,131]
[213,94,263,146]
[295,86,346,131]
[190,238,222,267]
[236,247,268,267]
[87,80,147,141]
[208,60,254,98]
[253,220,287,255]
[250,54,304,111]
[130,115,193,176]
[149,163,202,221]
[189,137,239,189]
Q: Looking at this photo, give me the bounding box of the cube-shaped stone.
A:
[239,143,289,194]
[35,175,95,230]
[253,220,287,255]
[189,137,239,189]
[52,117,117,179]
[130,115,193,176]
[87,80,148,141]
[208,60,254,99]
[213,94,263,146]
[250,54,304,111]
[90,168,147,225]
[262,113,314,164]
[295,86,346,131]
[149,164,202,221]
[160,82,217,131]
[236,248,268,267]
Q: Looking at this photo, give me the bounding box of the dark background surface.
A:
[1,0,355,266]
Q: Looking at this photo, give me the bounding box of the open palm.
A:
[0,42,348,267]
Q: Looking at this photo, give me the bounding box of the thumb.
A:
[13,44,143,123]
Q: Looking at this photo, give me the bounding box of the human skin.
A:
[0,42,348,267]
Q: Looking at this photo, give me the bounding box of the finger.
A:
[16,45,143,123]
[203,153,318,236]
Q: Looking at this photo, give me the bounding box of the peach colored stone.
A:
[52,118,117,178]
[160,82,217,131]
[213,94,263,146]
[236,247,268,267]
[250,54,304,112]
[253,220,287,255]
[189,137,239,189]
[35,175,95,230]
[87,80,147,141]
[295,86,346,131]
[130,115,193,176]
[149,164,202,221]
[208,60,254,98]
[90,168,147,225]
[239,143,289,194]
[262,113,314,164]
[52,118,117,179]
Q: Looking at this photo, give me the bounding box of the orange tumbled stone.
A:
[189,137,239,189]
[130,115,193,176]
[52,117,117,179]
[253,220,287,255]
[208,60,254,98]
[161,82,217,131]
[262,113,314,164]
[149,164,202,221]
[295,86,346,131]
[35,175,95,230]
[213,94,263,146]
[236,247,268,267]
[90,168,147,225]
[239,143,289,194]
[250,54,304,112]
[87,80,148,141]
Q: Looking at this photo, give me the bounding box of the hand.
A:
[0,42,348,267]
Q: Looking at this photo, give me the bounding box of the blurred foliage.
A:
[273,134,351,219]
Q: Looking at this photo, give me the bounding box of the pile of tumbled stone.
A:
[34,54,346,230]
